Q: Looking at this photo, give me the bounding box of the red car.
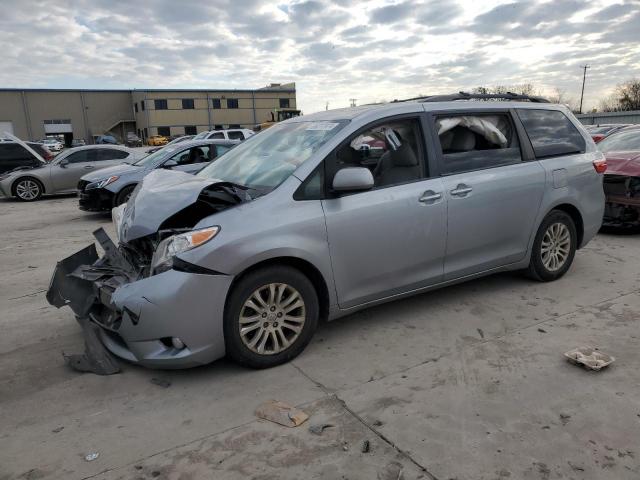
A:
[586,124,630,143]
[598,129,640,229]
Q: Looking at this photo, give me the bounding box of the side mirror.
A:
[59,159,69,168]
[162,159,178,169]
[332,167,374,192]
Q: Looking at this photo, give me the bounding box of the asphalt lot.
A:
[1,194,640,480]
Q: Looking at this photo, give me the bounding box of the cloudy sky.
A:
[1,0,639,113]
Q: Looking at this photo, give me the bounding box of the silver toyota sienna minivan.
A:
[48,93,606,370]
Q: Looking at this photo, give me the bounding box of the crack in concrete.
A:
[291,362,439,480]
[7,289,46,301]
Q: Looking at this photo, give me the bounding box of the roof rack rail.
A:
[393,91,550,104]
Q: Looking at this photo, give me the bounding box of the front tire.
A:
[527,210,577,282]
[13,177,43,201]
[224,266,319,369]
[115,185,136,206]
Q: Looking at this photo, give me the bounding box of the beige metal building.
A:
[0,83,296,144]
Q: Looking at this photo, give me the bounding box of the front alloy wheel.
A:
[14,178,43,201]
[224,266,319,368]
[239,283,306,355]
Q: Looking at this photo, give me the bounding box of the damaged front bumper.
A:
[47,228,232,369]
[603,174,640,228]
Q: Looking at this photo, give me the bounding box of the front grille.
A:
[77,180,89,192]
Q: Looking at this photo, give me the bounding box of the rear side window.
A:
[209,132,225,139]
[435,113,522,175]
[227,131,244,140]
[97,149,129,161]
[517,109,586,158]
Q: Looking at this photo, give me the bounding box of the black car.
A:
[0,141,53,174]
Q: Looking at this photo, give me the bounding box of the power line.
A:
[579,65,590,114]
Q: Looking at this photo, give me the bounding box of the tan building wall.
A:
[1,83,297,143]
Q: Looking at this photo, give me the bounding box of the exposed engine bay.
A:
[46,171,256,373]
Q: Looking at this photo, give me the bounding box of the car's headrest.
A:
[390,143,418,167]
[450,129,476,151]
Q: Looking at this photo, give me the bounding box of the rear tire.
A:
[12,177,43,201]
[527,210,577,282]
[115,185,136,206]
[224,266,319,369]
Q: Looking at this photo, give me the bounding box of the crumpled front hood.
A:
[605,151,640,177]
[81,163,141,182]
[118,169,221,243]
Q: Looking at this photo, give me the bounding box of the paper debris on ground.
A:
[564,346,615,371]
[255,400,309,427]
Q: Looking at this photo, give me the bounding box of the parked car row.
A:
[0,134,145,200]
[78,139,235,210]
[47,94,609,371]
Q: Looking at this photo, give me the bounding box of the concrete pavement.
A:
[1,195,639,480]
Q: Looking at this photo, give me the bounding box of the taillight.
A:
[592,134,605,143]
[593,158,607,173]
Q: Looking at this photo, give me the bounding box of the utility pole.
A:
[349,98,357,107]
[325,101,329,111]
[579,65,590,114]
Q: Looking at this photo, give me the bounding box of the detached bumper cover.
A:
[47,232,232,369]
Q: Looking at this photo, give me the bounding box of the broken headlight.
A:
[151,226,220,273]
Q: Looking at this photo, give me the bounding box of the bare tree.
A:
[599,93,620,112]
[617,79,640,111]
[548,87,578,111]
[471,84,541,96]
[598,79,640,112]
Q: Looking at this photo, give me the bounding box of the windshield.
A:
[197,120,346,189]
[598,130,640,153]
[133,145,180,167]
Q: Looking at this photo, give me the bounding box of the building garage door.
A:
[0,121,14,137]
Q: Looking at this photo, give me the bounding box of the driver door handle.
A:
[419,191,442,204]
[450,184,472,197]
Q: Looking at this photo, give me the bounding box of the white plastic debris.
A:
[85,452,100,462]
[564,346,615,371]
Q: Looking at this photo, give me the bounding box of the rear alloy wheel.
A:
[13,178,43,201]
[224,266,318,368]
[527,210,577,282]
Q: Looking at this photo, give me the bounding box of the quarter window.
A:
[435,113,522,175]
[517,109,586,158]
[332,117,425,188]
[154,99,168,110]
